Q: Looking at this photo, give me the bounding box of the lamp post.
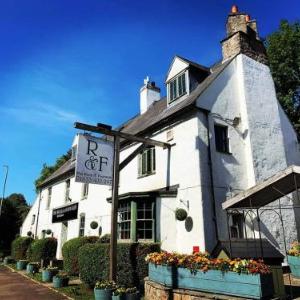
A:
[0,165,9,217]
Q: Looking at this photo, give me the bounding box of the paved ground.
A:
[0,266,68,300]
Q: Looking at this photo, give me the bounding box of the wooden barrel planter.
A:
[288,255,300,278]
[94,288,113,300]
[42,268,59,282]
[52,276,69,288]
[16,260,28,270]
[148,263,274,299]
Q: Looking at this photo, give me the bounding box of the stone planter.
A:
[16,260,28,270]
[52,276,69,288]
[148,263,274,299]
[42,269,59,282]
[26,263,39,274]
[288,255,300,278]
[94,288,113,300]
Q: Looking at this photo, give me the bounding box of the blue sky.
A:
[0,0,299,205]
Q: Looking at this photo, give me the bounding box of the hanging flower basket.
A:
[175,208,188,221]
[90,221,98,230]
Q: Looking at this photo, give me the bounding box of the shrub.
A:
[78,243,160,288]
[46,229,52,235]
[62,236,98,275]
[175,208,188,221]
[99,234,110,243]
[27,238,57,263]
[11,236,33,260]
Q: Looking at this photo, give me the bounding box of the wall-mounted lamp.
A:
[179,199,189,210]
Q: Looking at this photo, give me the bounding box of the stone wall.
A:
[144,278,250,300]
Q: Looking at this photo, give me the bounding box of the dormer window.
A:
[169,72,187,103]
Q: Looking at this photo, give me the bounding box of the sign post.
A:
[74,122,170,282]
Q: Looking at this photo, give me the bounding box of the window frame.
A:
[168,72,187,104]
[214,124,230,154]
[78,214,85,237]
[117,199,155,242]
[46,187,52,209]
[65,179,71,203]
[138,147,156,178]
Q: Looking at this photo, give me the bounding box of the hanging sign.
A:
[75,134,114,185]
[52,203,78,223]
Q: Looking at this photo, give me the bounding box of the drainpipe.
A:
[35,190,42,238]
[204,111,219,241]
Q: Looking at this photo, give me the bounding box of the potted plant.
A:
[3,256,15,265]
[125,287,139,300]
[288,241,300,278]
[94,280,117,300]
[26,262,40,274]
[112,287,126,300]
[52,271,69,288]
[16,259,28,270]
[42,266,59,282]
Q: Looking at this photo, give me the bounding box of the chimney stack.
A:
[221,6,267,64]
[140,76,160,114]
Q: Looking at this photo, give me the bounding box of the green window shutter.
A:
[138,154,142,176]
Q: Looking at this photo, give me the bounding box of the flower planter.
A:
[148,263,274,299]
[26,264,39,274]
[125,293,140,300]
[288,255,300,278]
[52,276,69,288]
[42,269,59,282]
[112,296,125,300]
[94,288,113,300]
[17,260,28,270]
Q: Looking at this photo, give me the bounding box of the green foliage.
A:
[11,236,33,260]
[0,193,30,255]
[90,221,98,230]
[78,243,160,288]
[34,150,71,192]
[62,236,99,275]
[99,234,110,243]
[26,238,57,263]
[266,20,300,134]
[175,208,188,221]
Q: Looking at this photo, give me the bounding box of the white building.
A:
[21,7,300,258]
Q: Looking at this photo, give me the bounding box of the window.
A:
[169,73,186,103]
[214,124,230,153]
[82,183,89,199]
[46,187,52,209]
[118,201,131,239]
[230,214,244,239]
[71,145,77,161]
[65,179,70,202]
[118,199,155,241]
[138,147,156,177]
[137,200,154,240]
[31,214,36,225]
[79,214,85,237]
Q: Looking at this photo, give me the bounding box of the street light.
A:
[0,165,9,217]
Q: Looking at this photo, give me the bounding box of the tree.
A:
[34,149,71,192]
[266,20,300,135]
[0,193,30,255]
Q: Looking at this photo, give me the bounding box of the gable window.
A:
[82,183,89,199]
[65,179,70,202]
[118,199,155,242]
[46,187,52,209]
[169,73,186,103]
[214,124,230,153]
[79,214,85,237]
[138,147,156,177]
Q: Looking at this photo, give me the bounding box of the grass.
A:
[56,284,95,300]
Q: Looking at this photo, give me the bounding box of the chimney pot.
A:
[231,5,238,14]
[245,15,250,22]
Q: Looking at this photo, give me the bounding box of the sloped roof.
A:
[39,56,234,187]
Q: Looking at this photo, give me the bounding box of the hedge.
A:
[26,238,57,263]
[11,237,33,260]
[78,243,160,288]
[62,236,99,275]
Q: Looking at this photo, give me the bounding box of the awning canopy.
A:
[222,165,300,210]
